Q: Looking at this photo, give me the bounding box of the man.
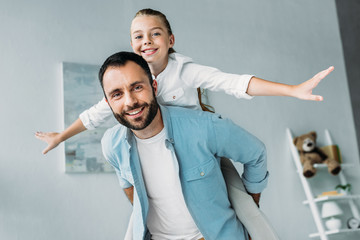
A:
[100,51,268,240]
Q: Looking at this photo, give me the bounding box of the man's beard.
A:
[112,97,159,131]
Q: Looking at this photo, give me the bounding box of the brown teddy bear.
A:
[293,131,341,178]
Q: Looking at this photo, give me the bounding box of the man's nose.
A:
[124,92,137,106]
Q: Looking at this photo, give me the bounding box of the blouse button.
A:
[200,172,205,176]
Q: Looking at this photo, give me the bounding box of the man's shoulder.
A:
[163,105,221,122]
[101,124,128,149]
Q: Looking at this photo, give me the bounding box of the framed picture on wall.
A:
[62,62,116,173]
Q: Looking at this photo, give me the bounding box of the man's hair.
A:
[98,51,153,91]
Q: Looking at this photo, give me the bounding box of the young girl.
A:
[36,8,333,240]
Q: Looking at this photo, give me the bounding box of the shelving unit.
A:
[309,228,360,238]
[286,128,360,239]
[303,194,360,205]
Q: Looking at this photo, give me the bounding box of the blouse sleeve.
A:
[79,98,113,130]
[181,62,254,99]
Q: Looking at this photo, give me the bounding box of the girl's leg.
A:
[124,212,133,240]
[221,158,280,240]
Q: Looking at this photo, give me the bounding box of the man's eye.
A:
[112,92,122,99]
[134,85,143,91]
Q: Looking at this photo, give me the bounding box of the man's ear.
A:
[152,80,158,96]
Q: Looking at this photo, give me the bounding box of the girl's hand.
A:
[35,131,62,154]
[294,66,334,101]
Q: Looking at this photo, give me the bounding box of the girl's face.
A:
[130,15,174,66]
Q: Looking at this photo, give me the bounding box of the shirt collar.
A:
[159,105,174,143]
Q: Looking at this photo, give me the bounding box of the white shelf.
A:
[303,195,360,205]
[287,128,360,240]
[309,228,360,238]
[313,163,353,169]
[296,163,354,174]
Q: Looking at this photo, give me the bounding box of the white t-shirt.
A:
[135,128,203,240]
[79,53,253,129]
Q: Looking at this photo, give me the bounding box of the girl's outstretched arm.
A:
[246,66,334,101]
[35,118,86,154]
[35,98,112,155]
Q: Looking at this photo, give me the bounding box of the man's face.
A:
[102,61,159,130]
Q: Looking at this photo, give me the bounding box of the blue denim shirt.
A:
[101,105,268,240]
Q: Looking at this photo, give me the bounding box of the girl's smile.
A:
[141,48,159,56]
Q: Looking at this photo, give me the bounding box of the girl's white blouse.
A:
[80,53,253,130]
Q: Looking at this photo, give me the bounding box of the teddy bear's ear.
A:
[309,131,317,139]
[293,137,298,145]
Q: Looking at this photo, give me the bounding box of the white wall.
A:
[0,0,134,239]
[1,0,359,239]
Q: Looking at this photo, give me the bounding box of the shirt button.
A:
[200,172,205,176]
[173,96,176,99]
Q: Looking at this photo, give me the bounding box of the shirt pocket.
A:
[161,88,184,104]
[182,159,221,201]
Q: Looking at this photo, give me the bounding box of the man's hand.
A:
[248,192,261,207]
[123,186,134,205]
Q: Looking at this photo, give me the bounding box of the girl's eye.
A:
[134,35,142,40]
[153,32,160,36]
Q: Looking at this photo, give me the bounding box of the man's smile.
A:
[125,106,145,118]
